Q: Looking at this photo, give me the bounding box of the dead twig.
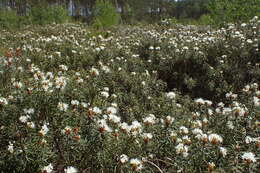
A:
[145,160,164,173]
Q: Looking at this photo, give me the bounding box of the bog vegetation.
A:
[0,0,259,173]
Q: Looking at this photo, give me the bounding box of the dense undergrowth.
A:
[0,17,259,172]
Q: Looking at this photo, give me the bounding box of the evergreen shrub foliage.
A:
[208,0,260,26]
[93,0,121,29]
[0,10,21,29]
[0,17,259,172]
[29,5,70,25]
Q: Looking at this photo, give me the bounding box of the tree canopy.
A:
[0,0,259,24]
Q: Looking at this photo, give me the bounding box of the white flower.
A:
[101,65,110,73]
[253,96,259,106]
[95,47,101,52]
[208,134,223,144]
[164,116,174,126]
[42,163,53,173]
[119,154,129,164]
[129,158,143,171]
[208,162,215,172]
[131,72,136,75]
[64,166,78,173]
[202,118,209,125]
[8,142,14,153]
[245,136,253,144]
[166,92,176,99]
[59,65,68,71]
[176,138,183,143]
[252,16,258,20]
[46,72,54,79]
[195,98,205,104]
[106,106,117,114]
[62,126,72,135]
[81,102,89,108]
[58,102,68,112]
[219,147,227,157]
[207,109,213,115]
[226,92,237,99]
[143,114,156,125]
[54,51,61,57]
[191,120,202,128]
[243,85,250,92]
[27,122,35,129]
[111,103,118,107]
[175,143,188,156]
[205,100,213,106]
[93,106,102,114]
[19,115,30,123]
[142,133,153,142]
[233,106,247,117]
[39,124,49,136]
[13,81,23,89]
[222,107,232,115]
[40,139,47,145]
[192,128,203,135]
[76,78,84,84]
[217,102,225,107]
[130,121,142,133]
[247,39,253,44]
[241,152,257,163]
[101,91,109,98]
[71,100,80,106]
[108,114,121,124]
[170,131,178,140]
[41,79,53,91]
[90,67,99,76]
[97,119,112,133]
[183,46,189,50]
[241,23,247,27]
[179,126,189,135]
[23,108,35,114]
[182,135,191,144]
[119,122,130,133]
[0,97,8,105]
[111,94,117,98]
[103,87,109,91]
[197,133,208,143]
[55,76,67,90]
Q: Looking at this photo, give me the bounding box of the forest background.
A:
[0,0,259,29]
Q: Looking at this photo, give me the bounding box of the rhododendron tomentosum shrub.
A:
[0,17,259,172]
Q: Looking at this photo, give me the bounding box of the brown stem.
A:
[145,160,164,173]
[54,133,65,173]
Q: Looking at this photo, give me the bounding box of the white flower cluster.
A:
[64,166,78,173]
[42,163,53,173]
[0,97,8,105]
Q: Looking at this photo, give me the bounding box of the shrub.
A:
[208,0,260,26]
[51,5,70,24]
[93,0,121,29]
[0,18,259,172]
[198,14,213,25]
[0,10,21,29]
[29,5,70,25]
